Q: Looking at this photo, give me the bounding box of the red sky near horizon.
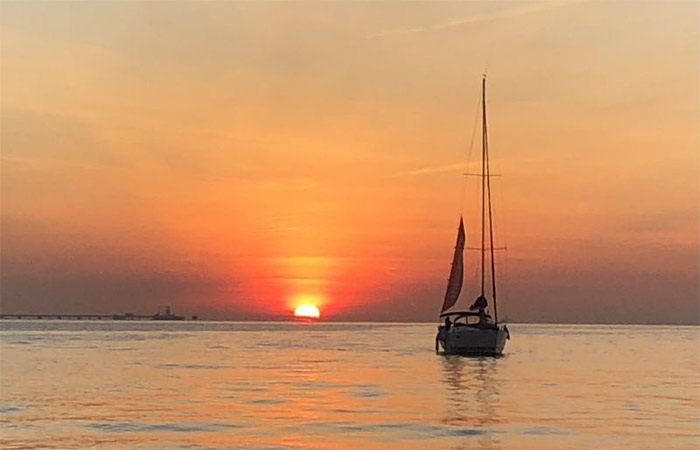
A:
[1,1,698,323]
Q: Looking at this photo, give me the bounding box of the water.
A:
[0,322,698,450]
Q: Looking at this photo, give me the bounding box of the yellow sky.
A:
[1,1,697,323]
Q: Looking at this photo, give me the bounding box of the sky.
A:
[1,0,698,324]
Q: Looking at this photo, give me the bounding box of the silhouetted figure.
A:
[470,295,489,327]
[470,295,488,311]
[444,316,452,331]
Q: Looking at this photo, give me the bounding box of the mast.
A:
[482,75,499,324]
[480,76,487,298]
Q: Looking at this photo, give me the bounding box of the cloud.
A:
[368,0,582,39]
[395,162,467,177]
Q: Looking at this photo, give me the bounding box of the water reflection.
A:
[441,356,502,450]
[3,323,697,450]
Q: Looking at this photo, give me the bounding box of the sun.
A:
[294,304,321,320]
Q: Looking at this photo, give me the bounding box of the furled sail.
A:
[440,217,466,313]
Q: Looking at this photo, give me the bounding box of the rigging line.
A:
[494,174,508,320]
[458,91,483,214]
[484,102,498,323]
[484,77,499,324]
[494,167,509,260]
[487,116,508,320]
[486,134,499,323]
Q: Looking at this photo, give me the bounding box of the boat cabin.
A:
[440,311,496,329]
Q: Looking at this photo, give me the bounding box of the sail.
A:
[440,217,466,313]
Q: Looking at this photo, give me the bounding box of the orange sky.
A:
[1,1,698,323]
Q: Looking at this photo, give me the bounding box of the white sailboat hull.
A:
[437,325,508,356]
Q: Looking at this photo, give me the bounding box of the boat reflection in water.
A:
[441,355,502,450]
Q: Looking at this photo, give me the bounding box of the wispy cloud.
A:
[368,1,581,39]
[395,162,467,177]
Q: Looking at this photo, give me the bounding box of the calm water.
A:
[0,322,698,450]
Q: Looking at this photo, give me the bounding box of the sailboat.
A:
[435,76,510,356]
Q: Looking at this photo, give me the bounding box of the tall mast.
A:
[480,76,487,298]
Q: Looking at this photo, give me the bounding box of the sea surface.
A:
[0,321,698,450]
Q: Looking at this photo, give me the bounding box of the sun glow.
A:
[294,304,321,320]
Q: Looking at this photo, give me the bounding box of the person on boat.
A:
[444,316,452,331]
[470,295,488,311]
[470,295,489,327]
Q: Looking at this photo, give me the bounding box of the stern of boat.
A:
[436,325,508,356]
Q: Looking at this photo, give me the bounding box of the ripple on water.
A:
[348,385,385,398]
[0,405,23,414]
[292,420,490,439]
[84,421,240,433]
[247,398,287,405]
[520,425,572,436]
[157,363,231,370]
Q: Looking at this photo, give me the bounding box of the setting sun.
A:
[294,304,321,320]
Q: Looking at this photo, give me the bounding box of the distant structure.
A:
[112,312,135,320]
[152,305,185,321]
[1,305,191,321]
